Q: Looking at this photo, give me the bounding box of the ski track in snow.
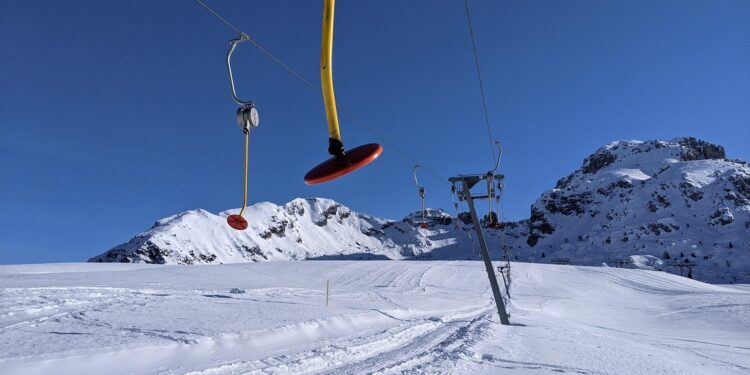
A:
[0,261,749,375]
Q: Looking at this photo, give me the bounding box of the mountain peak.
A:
[559,138,729,190]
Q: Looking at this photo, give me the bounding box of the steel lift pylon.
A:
[450,173,510,325]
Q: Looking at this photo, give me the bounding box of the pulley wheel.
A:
[227,214,248,230]
[304,143,383,185]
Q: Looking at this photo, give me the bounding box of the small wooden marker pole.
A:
[326,279,330,307]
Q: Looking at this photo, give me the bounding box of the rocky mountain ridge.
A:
[91,137,750,283]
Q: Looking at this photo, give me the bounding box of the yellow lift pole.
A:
[304,0,383,185]
[321,0,343,153]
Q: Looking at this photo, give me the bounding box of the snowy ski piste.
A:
[1,261,748,374]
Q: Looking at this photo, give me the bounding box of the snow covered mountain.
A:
[519,137,750,283]
[90,137,750,283]
[89,198,463,264]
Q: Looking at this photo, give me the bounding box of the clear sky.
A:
[1,0,748,264]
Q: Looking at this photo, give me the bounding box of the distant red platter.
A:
[227,214,248,230]
[304,143,383,185]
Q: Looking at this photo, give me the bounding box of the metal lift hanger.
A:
[225,35,259,231]
[413,165,429,229]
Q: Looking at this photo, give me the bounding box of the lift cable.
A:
[463,0,497,165]
[194,0,448,185]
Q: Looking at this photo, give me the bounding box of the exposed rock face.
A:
[709,208,734,226]
[91,138,750,284]
[730,175,750,205]
[518,138,749,283]
[582,150,617,174]
[677,137,726,161]
[527,207,554,247]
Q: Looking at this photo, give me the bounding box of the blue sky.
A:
[1,0,748,264]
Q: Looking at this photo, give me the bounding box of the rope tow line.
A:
[193,0,448,187]
[463,0,497,164]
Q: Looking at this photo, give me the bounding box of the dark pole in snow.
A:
[451,174,510,325]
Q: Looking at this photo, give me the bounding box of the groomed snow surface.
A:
[1,262,749,374]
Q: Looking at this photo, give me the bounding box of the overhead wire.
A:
[462,0,497,165]
[462,1,512,294]
[194,0,448,185]
[194,0,245,36]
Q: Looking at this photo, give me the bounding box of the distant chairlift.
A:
[496,244,513,298]
[413,165,429,229]
[485,142,503,229]
[666,259,698,279]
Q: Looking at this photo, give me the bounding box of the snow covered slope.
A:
[1,262,748,374]
[90,138,750,283]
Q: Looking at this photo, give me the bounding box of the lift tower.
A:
[450,173,510,325]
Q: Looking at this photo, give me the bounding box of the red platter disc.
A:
[304,143,383,185]
[227,214,248,230]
